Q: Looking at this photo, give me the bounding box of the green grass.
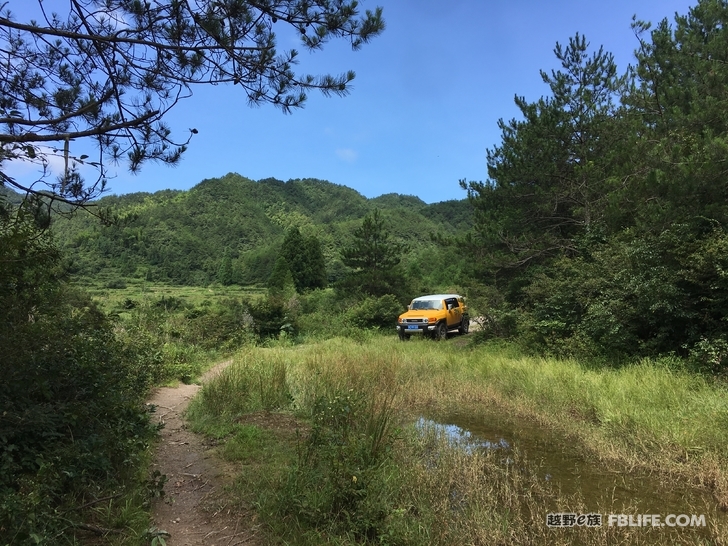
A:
[186,336,728,545]
[475,353,728,449]
[78,280,268,385]
[80,277,266,314]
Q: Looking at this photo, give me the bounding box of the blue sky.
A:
[9,0,697,204]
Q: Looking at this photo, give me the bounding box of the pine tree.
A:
[280,228,327,293]
[340,209,408,298]
[0,1,384,206]
[267,255,296,298]
[303,235,328,290]
[463,34,628,279]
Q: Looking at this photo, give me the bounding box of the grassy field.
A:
[80,277,266,313]
[187,335,728,545]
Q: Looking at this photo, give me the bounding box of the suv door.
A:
[444,297,461,328]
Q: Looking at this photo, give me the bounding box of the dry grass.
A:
[189,335,728,545]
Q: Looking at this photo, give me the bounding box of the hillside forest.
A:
[4,0,728,542]
[49,174,471,292]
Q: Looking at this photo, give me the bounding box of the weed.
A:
[189,338,728,545]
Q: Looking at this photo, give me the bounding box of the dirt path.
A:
[147,361,260,546]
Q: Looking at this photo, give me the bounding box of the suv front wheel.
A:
[434,322,448,341]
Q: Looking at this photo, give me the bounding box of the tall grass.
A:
[474,354,728,450]
[187,336,728,544]
[187,349,292,422]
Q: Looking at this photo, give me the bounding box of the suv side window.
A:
[445,298,458,310]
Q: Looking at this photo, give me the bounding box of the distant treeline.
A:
[51,174,472,288]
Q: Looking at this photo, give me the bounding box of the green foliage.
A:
[240,243,280,285]
[462,4,728,369]
[627,2,728,232]
[271,388,397,541]
[106,277,128,289]
[405,244,468,294]
[281,227,327,293]
[502,223,728,364]
[49,175,470,289]
[339,209,411,299]
[346,294,403,330]
[463,33,627,279]
[268,255,297,297]
[248,295,298,340]
[0,209,157,543]
[295,288,351,339]
[464,283,521,342]
[303,235,328,291]
[421,199,474,231]
[369,193,425,210]
[121,294,255,361]
[217,248,235,286]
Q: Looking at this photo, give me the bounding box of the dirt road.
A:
[147,361,259,546]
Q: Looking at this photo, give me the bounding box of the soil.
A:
[147,360,261,546]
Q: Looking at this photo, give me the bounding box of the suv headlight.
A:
[423,318,429,324]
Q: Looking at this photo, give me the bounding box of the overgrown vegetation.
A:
[188,338,728,545]
[0,206,163,544]
[49,176,470,290]
[0,206,290,543]
[462,1,728,370]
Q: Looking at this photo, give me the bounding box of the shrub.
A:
[296,289,349,338]
[1,212,157,542]
[105,277,128,289]
[248,295,298,340]
[0,256,154,544]
[346,294,403,329]
[270,387,397,540]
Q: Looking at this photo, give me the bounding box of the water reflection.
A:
[416,413,725,523]
[415,417,510,452]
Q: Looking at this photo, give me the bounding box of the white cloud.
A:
[336,148,358,162]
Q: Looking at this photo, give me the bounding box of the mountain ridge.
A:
[41,173,471,285]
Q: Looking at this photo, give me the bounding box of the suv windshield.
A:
[411,300,442,310]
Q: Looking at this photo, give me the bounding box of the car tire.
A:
[435,322,447,341]
[398,331,410,341]
[458,316,470,335]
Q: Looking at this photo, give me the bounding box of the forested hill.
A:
[51,173,471,285]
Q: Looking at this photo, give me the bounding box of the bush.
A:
[464,283,520,342]
[1,211,157,542]
[186,297,255,349]
[248,295,298,340]
[296,289,349,338]
[269,387,397,541]
[105,277,128,289]
[346,294,403,330]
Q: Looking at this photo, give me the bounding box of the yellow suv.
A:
[396,294,469,341]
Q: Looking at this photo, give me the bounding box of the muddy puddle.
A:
[416,412,726,523]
